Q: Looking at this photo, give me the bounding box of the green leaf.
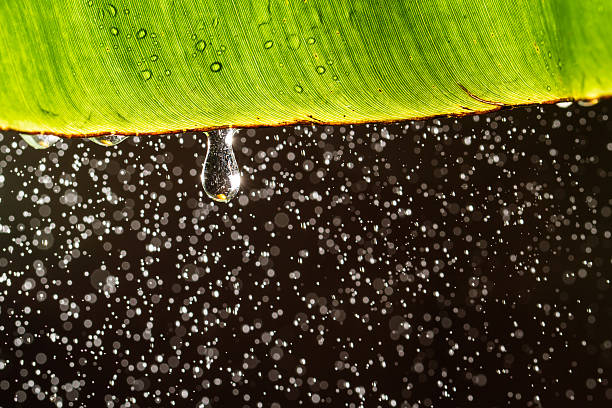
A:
[0,0,610,136]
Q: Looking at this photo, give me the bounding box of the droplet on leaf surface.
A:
[140,69,152,80]
[196,40,206,51]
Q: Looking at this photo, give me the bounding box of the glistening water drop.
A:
[19,133,60,149]
[89,135,129,146]
[201,128,240,203]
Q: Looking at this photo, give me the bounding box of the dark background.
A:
[0,100,610,407]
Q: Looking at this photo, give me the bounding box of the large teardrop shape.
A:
[200,128,240,203]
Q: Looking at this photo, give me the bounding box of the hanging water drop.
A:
[201,128,240,203]
[19,133,60,149]
[89,135,129,146]
[578,99,599,107]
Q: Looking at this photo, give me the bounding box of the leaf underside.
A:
[0,0,611,136]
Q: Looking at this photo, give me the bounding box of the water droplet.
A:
[578,99,599,107]
[546,85,552,91]
[555,101,572,108]
[196,40,206,51]
[140,69,152,80]
[165,69,171,76]
[316,65,325,74]
[87,0,93,7]
[264,40,273,49]
[294,85,303,93]
[201,129,240,203]
[107,4,117,16]
[210,62,222,72]
[136,29,147,39]
[150,54,158,62]
[19,133,60,150]
[89,135,129,146]
[110,26,119,36]
[307,37,316,45]
[332,75,339,81]
[287,34,301,50]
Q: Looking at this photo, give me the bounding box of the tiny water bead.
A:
[200,128,240,203]
[287,34,301,50]
[88,135,129,146]
[136,28,147,39]
[140,69,152,80]
[264,40,273,49]
[107,4,117,16]
[19,133,60,149]
[210,62,222,72]
[195,40,206,51]
[109,26,119,36]
[316,65,326,74]
[294,85,304,93]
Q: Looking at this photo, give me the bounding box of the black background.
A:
[0,100,611,407]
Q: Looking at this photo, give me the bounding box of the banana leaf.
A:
[0,0,610,136]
